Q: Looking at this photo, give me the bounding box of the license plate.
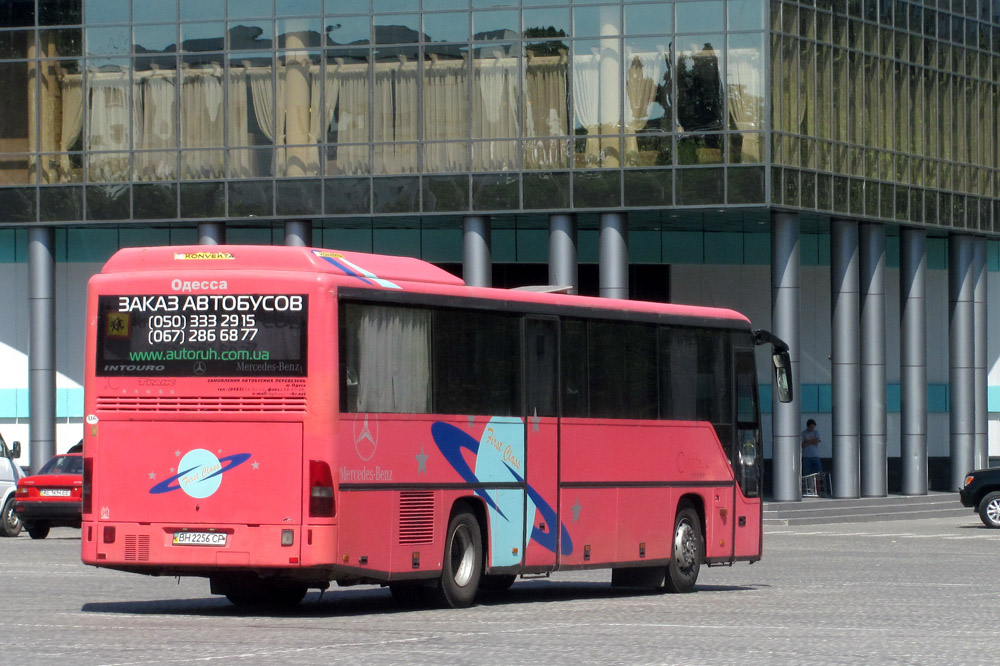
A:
[172,531,228,546]
[40,489,71,497]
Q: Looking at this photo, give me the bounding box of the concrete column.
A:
[974,237,988,470]
[599,212,628,299]
[198,223,226,245]
[831,219,860,498]
[29,227,56,473]
[949,234,976,490]
[900,227,928,495]
[463,215,491,287]
[860,223,887,497]
[549,214,578,294]
[770,212,801,501]
[285,220,312,247]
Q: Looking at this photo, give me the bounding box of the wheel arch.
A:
[449,496,489,568]
[676,492,706,536]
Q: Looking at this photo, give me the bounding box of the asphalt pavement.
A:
[1,514,997,666]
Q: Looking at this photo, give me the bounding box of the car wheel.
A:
[26,522,50,540]
[0,496,21,537]
[978,491,1000,528]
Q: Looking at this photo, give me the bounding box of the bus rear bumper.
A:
[81,521,339,576]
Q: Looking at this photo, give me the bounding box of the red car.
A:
[14,453,83,539]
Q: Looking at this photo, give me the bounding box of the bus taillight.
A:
[82,457,93,515]
[309,460,335,517]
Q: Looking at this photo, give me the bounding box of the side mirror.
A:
[11,441,21,459]
[772,351,793,403]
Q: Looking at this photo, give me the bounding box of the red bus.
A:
[81,245,792,608]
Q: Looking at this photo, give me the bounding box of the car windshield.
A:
[38,455,83,475]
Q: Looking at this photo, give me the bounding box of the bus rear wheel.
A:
[664,505,703,593]
[435,507,482,608]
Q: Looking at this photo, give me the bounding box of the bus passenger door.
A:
[733,347,763,559]
[522,317,560,571]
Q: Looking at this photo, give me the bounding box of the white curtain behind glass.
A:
[356,307,432,414]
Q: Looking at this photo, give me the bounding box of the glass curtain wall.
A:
[771,0,1000,231]
[0,0,768,223]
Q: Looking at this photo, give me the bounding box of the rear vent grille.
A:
[124,534,150,561]
[398,491,435,545]
[96,396,306,413]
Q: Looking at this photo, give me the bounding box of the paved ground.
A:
[1,516,998,665]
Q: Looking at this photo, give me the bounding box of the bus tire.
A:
[435,506,482,608]
[664,505,702,593]
[0,496,21,537]
[26,522,50,540]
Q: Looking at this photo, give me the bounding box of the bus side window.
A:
[561,319,588,417]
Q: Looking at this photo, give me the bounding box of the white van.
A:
[0,435,24,537]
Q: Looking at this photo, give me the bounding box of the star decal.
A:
[252,461,260,470]
[530,409,541,433]
[571,498,582,522]
[148,471,157,480]
[175,450,181,457]
[415,445,428,474]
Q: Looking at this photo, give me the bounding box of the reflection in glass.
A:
[524,41,569,169]
[325,51,370,175]
[473,10,519,40]
[623,39,670,164]
[277,48,323,177]
[325,16,371,46]
[373,54,418,173]
[373,14,420,44]
[624,3,671,35]
[134,24,178,54]
[573,39,621,167]
[180,23,225,51]
[180,57,225,178]
[134,182,178,219]
[472,47,519,170]
[677,135,723,164]
[87,26,131,56]
[40,0,82,26]
[133,0,177,24]
[423,12,469,43]
[423,47,469,148]
[181,0,223,21]
[727,33,763,163]
[524,8,569,37]
[86,58,131,181]
[676,36,723,139]
[676,1,724,33]
[229,21,274,50]
[40,186,83,221]
[85,0,128,26]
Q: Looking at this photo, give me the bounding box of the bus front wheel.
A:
[664,505,703,593]
[435,507,482,608]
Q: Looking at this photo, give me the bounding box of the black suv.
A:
[959,468,1000,528]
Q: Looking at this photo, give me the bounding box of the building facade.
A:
[0,0,998,498]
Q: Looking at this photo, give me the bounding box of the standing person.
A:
[800,419,822,476]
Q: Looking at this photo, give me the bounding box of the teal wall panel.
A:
[744,232,769,264]
[705,232,742,264]
[662,231,703,264]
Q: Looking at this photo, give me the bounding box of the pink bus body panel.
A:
[82,245,762,587]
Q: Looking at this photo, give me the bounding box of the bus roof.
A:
[99,245,750,325]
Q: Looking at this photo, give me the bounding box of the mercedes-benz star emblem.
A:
[193,361,206,375]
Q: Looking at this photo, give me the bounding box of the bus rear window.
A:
[96,294,308,377]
